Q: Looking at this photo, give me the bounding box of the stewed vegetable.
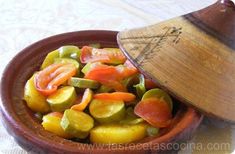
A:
[24,45,174,144]
[42,112,71,138]
[90,123,147,144]
[47,86,77,112]
[24,74,50,113]
[89,99,125,123]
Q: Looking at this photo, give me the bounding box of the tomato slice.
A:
[80,46,126,64]
[94,92,136,102]
[85,64,126,91]
[134,98,172,128]
[84,62,138,91]
[35,63,77,96]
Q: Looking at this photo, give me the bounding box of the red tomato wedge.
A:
[80,46,126,64]
[94,92,136,102]
[85,62,138,91]
[35,63,77,96]
[71,88,93,111]
[134,98,172,128]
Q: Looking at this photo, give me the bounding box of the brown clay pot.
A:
[0,30,203,154]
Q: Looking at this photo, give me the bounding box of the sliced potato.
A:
[90,123,147,144]
[42,112,71,138]
[24,75,50,113]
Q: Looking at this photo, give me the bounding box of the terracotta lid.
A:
[117,0,235,123]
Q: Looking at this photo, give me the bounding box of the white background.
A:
[1,0,235,154]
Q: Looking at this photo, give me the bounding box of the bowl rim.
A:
[0,30,203,153]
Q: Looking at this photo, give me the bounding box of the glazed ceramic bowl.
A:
[0,30,203,154]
